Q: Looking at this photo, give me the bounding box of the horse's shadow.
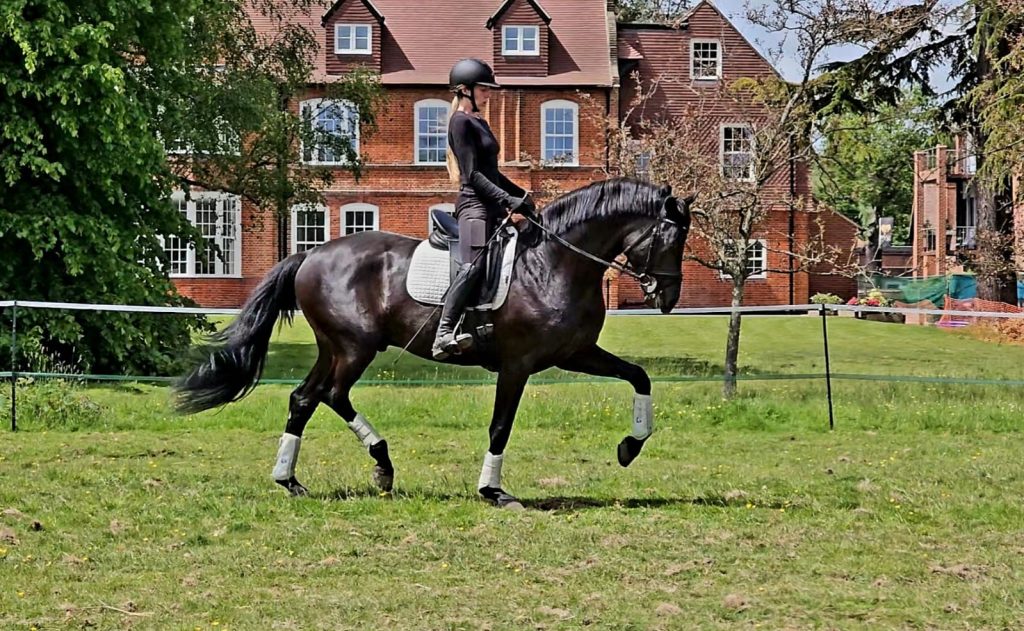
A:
[312,488,775,512]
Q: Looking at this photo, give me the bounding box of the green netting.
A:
[870,273,1024,306]
[868,273,978,306]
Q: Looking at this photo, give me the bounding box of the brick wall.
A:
[808,209,859,301]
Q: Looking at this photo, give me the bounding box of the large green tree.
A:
[813,0,1024,300]
[814,91,943,246]
[0,0,382,376]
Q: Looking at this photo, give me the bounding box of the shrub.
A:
[810,293,844,305]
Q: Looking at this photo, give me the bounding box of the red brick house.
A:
[171,0,857,308]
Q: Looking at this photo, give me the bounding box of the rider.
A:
[432,58,538,360]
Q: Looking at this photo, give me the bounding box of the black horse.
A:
[175,178,692,508]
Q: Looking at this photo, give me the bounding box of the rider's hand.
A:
[509,194,538,220]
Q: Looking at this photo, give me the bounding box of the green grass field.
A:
[2,316,1023,629]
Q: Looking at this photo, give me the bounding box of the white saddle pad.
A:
[406,227,518,311]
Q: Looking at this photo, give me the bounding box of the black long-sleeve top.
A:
[448,111,525,210]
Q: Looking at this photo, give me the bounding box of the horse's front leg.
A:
[557,345,653,467]
[478,368,529,510]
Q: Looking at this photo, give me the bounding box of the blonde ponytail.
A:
[446,94,461,183]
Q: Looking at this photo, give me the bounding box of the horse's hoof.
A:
[617,436,647,467]
[480,486,524,510]
[275,476,309,497]
[368,441,394,492]
[373,466,394,492]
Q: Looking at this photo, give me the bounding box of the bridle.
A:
[526,210,685,299]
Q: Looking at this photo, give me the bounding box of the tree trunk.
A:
[723,280,744,398]
[975,183,1002,300]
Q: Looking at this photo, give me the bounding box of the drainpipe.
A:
[278,214,288,262]
[605,88,612,172]
[788,134,796,304]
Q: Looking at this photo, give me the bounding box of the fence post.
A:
[10,301,17,432]
[820,304,834,431]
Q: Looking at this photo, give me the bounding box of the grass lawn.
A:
[2,316,1023,629]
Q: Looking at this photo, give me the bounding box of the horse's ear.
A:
[658,184,673,198]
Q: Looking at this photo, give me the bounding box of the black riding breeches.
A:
[455,192,501,266]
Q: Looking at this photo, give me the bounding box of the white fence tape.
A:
[0,299,1022,319]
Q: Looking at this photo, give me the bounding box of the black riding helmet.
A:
[449,58,499,112]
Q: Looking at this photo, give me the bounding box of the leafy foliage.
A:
[613,0,692,24]
[814,90,943,244]
[0,0,383,375]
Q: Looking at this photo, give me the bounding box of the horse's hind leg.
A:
[273,345,332,496]
[322,347,394,492]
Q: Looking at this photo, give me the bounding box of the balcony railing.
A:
[946,151,978,177]
[923,149,938,170]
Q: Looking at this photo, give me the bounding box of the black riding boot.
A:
[432,263,483,360]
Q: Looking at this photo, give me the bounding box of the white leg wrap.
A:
[632,394,654,440]
[347,413,382,449]
[477,452,504,490]
[272,433,301,481]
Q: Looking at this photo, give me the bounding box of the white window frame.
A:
[720,123,755,182]
[414,99,451,166]
[502,25,540,56]
[301,98,359,166]
[720,239,767,280]
[691,38,722,80]
[290,203,331,254]
[334,23,372,55]
[163,117,240,156]
[428,203,456,233]
[341,202,379,235]
[165,191,243,278]
[540,100,580,167]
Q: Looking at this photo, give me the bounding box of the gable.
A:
[322,0,384,26]
[486,0,552,29]
[684,1,781,80]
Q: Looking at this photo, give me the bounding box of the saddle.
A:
[406,209,518,311]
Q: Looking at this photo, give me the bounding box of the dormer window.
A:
[502,25,539,56]
[335,24,371,55]
[691,39,721,80]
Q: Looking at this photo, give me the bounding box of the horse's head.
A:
[623,184,693,314]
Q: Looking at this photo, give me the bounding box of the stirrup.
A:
[432,332,473,360]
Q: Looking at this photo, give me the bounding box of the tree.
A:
[613,0,692,24]
[0,0,382,375]
[155,1,385,225]
[592,0,927,397]
[593,77,839,397]
[813,0,1024,301]
[814,90,943,248]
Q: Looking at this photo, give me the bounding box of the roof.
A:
[253,0,614,87]
[321,0,384,26]
[486,0,552,29]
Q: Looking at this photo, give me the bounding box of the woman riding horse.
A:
[174,61,692,507]
[433,58,538,360]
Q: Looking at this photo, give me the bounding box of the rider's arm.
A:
[496,172,526,199]
[450,114,514,208]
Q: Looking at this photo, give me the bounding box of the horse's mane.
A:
[540,178,667,236]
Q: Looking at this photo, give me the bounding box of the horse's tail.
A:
[174,252,307,414]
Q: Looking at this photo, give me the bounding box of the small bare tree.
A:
[584,0,924,396]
